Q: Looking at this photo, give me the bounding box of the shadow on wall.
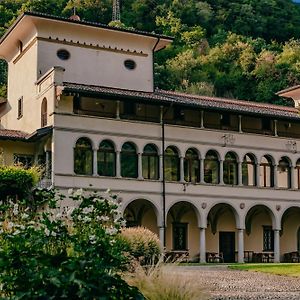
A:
[0,102,10,128]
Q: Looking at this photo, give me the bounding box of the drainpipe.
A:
[161,105,172,248]
[162,116,166,248]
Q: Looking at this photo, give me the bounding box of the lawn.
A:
[229,263,300,277]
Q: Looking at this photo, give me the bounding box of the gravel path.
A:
[178,265,300,300]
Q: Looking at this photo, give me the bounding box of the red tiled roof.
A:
[0,129,28,140]
[62,82,300,120]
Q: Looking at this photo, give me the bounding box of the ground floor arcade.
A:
[123,199,300,263]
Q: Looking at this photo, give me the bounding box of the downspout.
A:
[161,105,172,249]
[162,115,166,248]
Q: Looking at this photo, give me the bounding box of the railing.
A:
[37,178,52,189]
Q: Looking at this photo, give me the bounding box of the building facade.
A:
[1,12,300,263]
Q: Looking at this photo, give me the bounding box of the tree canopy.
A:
[1,0,300,105]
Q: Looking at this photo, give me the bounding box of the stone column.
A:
[238,161,243,186]
[238,115,243,133]
[116,100,120,119]
[274,120,278,136]
[219,160,224,185]
[159,226,165,249]
[199,227,206,263]
[180,156,185,182]
[256,163,261,187]
[273,164,278,188]
[290,165,295,189]
[116,150,121,178]
[274,229,280,263]
[138,152,143,180]
[159,154,164,181]
[160,106,164,124]
[93,148,98,176]
[200,110,204,128]
[200,158,205,184]
[237,229,245,263]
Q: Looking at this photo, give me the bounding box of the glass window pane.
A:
[74,138,93,175]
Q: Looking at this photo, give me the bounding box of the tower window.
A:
[57,49,70,60]
[124,59,136,70]
[41,98,47,127]
[17,97,23,119]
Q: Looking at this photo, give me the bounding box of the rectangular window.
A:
[17,97,23,119]
[14,154,34,169]
[173,222,188,250]
[263,225,274,251]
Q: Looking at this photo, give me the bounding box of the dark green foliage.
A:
[0,188,143,299]
[1,0,300,104]
[0,165,39,200]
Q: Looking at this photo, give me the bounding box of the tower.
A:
[112,0,120,22]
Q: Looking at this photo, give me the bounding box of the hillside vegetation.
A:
[1,0,300,105]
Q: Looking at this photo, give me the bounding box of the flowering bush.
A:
[121,227,162,266]
[0,188,142,299]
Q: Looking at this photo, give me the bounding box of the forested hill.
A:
[1,0,300,105]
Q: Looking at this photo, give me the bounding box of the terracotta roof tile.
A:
[0,129,28,140]
[62,82,300,120]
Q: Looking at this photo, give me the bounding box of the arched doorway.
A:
[166,201,200,258]
[280,206,300,259]
[207,203,238,263]
[245,205,276,262]
[123,199,158,235]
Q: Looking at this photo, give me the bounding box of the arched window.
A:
[142,144,159,180]
[74,138,93,175]
[97,140,116,177]
[242,154,256,186]
[184,148,200,182]
[260,155,274,187]
[121,142,138,178]
[165,146,179,181]
[41,98,47,127]
[277,157,291,189]
[224,152,238,185]
[295,159,300,189]
[204,150,219,184]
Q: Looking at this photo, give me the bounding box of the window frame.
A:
[74,138,93,175]
[97,140,116,177]
[263,225,274,252]
[142,144,159,180]
[17,96,23,119]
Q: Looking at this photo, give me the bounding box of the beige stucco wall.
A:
[206,210,237,253]
[280,211,300,254]
[244,211,272,252]
[37,39,154,92]
[0,140,36,165]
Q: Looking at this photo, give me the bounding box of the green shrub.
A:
[0,188,143,299]
[121,227,162,265]
[0,165,40,200]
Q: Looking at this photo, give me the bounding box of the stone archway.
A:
[166,201,200,259]
[245,205,277,262]
[123,199,159,236]
[206,203,239,263]
[280,206,300,261]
